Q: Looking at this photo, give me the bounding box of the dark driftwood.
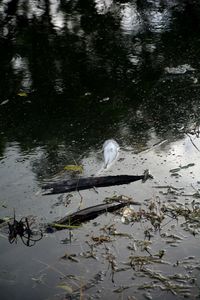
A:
[49,201,138,229]
[42,170,152,195]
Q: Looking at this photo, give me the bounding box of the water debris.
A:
[80,241,98,259]
[161,203,200,234]
[61,252,80,263]
[104,194,141,205]
[71,271,106,295]
[169,168,182,173]
[153,185,183,190]
[169,163,195,173]
[124,255,165,270]
[142,268,193,296]
[122,207,136,224]
[112,232,133,239]
[182,191,200,198]
[165,64,195,74]
[161,233,184,241]
[113,285,132,293]
[104,246,117,282]
[160,233,183,247]
[91,235,112,244]
[103,139,120,169]
[120,201,165,231]
[51,193,73,208]
[27,192,200,297]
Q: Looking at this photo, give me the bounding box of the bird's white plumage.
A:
[103,139,120,169]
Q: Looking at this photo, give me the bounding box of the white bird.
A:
[103,139,120,169]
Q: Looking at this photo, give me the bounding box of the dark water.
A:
[1,1,200,299]
[0,0,200,161]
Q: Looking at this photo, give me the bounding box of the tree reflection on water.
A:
[0,0,200,162]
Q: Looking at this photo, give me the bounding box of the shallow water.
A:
[1,1,200,299]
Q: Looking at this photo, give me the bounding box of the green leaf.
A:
[52,223,81,229]
[64,165,83,173]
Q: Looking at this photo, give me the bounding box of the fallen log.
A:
[47,199,140,230]
[42,169,152,195]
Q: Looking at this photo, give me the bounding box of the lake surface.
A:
[1,1,200,299]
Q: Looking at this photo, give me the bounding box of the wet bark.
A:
[42,171,152,195]
[48,201,136,228]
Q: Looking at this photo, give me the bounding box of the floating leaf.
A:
[57,283,73,293]
[17,91,28,97]
[64,165,83,173]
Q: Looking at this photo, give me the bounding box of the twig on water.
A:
[186,133,200,152]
